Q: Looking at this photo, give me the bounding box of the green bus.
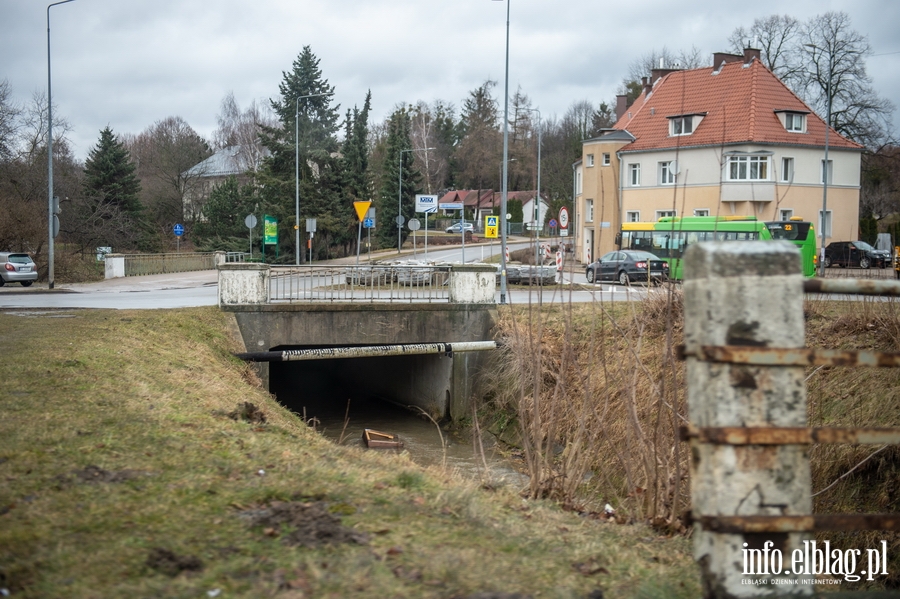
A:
[619,216,817,279]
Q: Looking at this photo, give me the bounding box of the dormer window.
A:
[669,113,705,136]
[775,109,808,133]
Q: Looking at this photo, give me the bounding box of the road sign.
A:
[264,215,278,245]
[549,218,558,228]
[485,215,499,239]
[442,203,464,211]
[396,215,406,226]
[408,218,421,231]
[245,214,257,229]
[416,194,438,213]
[173,223,184,237]
[353,201,372,222]
[559,207,570,229]
[364,218,375,229]
[306,218,316,233]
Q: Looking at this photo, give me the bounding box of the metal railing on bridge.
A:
[268,263,453,303]
[111,252,219,277]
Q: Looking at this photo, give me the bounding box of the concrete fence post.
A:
[104,254,125,279]
[218,263,269,306]
[449,264,497,304]
[684,241,812,597]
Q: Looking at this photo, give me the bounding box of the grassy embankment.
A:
[0,307,698,599]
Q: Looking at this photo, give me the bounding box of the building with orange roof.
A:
[575,48,863,264]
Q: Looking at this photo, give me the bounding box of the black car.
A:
[823,241,890,269]
[585,250,669,285]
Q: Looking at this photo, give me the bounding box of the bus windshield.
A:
[765,221,811,242]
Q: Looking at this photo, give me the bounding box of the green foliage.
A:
[375,108,422,249]
[192,176,258,249]
[83,126,142,214]
[859,213,878,244]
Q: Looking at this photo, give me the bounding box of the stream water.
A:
[303,398,527,487]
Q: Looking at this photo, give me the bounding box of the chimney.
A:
[712,52,743,69]
[615,94,629,121]
[651,67,680,84]
[641,76,652,96]
[743,47,761,64]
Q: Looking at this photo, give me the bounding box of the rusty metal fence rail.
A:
[268,264,452,303]
[682,242,900,597]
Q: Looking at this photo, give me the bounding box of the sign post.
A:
[442,202,465,262]
[306,218,316,264]
[353,201,372,266]
[416,194,438,261]
[263,215,278,261]
[244,214,258,259]
[173,223,184,252]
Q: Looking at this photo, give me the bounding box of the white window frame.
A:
[781,157,794,183]
[629,163,641,186]
[819,209,832,237]
[602,153,611,166]
[625,210,641,222]
[780,209,794,221]
[585,199,594,223]
[726,155,770,181]
[693,209,710,217]
[586,154,594,167]
[821,159,833,185]
[670,116,694,136]
[659,161,676,185]
[784,113,805,133]
[656,210,676,220]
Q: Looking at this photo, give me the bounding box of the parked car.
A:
[585,250,668,285]
[823,241,890,269]
[445,222,474,234]
[0,252,38,287]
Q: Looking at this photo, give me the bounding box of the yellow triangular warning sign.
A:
[353,201,372,222]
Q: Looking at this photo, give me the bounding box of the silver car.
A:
[0,252,38,287]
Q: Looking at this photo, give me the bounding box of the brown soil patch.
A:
[57,465,146,485]
[145,547,204,576]
[239,501,369,548]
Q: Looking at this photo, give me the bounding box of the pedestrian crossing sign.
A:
[485,215,499,239]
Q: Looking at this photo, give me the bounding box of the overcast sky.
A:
[2,0,899,161]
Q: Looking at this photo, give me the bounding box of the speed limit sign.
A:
[558,207,570,230]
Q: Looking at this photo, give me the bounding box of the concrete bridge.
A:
[218,262,498,422]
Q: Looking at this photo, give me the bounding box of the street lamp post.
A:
[47,0,75,289]
[397,147,434,254]
[493,0,511,303]
[519,108,542,266]
[806,43,833,278]
[295,92,331,266]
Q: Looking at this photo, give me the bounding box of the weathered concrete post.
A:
[218,263,269,306]
[684,241,812,597]
[449,264,497,304]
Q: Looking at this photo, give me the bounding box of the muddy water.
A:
[307,398,527,487]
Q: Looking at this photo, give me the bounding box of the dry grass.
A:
[0,307,699,598]
[486,285,687,529]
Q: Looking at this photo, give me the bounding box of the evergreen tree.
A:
[341,90,372,202]
[192,176,258,251]
[82,126,155,250]
[83,126,142,214]
[258,46,344,262]
[376,108,421,250]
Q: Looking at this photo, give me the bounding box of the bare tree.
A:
[0,79,21,161]
[213,92,276,173]
[409,100,451,194]
[126,116,212,240]
[800,11,894,148]
[627,46,705,82]
[728,15,803,84]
